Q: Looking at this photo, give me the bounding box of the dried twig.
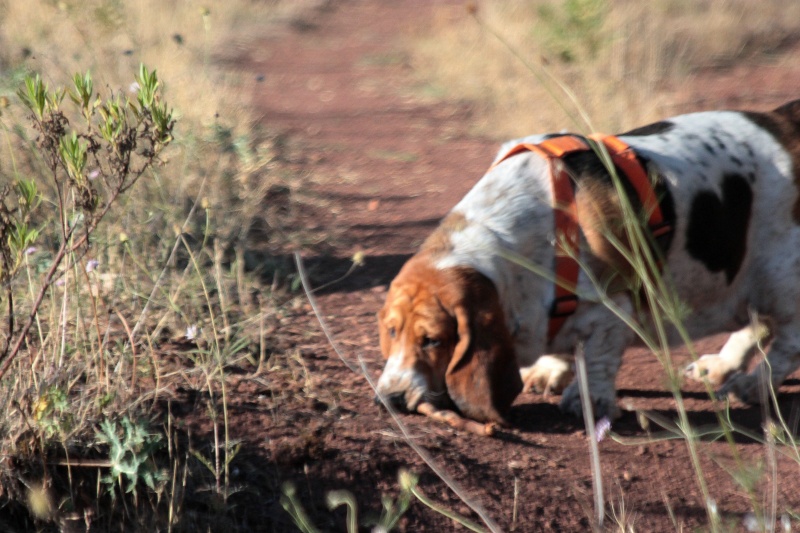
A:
[416,402,496,437]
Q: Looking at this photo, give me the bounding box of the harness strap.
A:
[491,134,672,343]
[590,134,671,245]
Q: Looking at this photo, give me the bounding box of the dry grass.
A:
[0,0,319,129]
[407,0,800,138]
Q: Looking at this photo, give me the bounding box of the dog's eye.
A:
[421,336,441,349]
[388,327,397,338]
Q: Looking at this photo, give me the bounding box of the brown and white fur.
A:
[376,100,800,424]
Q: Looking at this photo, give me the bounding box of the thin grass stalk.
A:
[294,253,503,533]
[765,418,778,531]
[56,267,69,371]
[23,255,46,351]
[326,491,359,533]
[757,362,777,530]
[767,392,800,464]
[168,452,178,532]
[406,482,488,533]
[591,139,722,529]
[213,240,231,342]
[180,239,221,491]
[512,476,519,530]
[218,361,230,501]
[574,342,604,530]
[210,240,233,498]
[498,247,656,351]
[24,257,44,389]
[142,330,163,413]
[179,220,233,501]
[79,262,106,380]
[148,256,196,340]
[212,397,221,497]
[129,175,208,340]
[576,135,746,528]
[469,8,592,133]
[177,234,220,353]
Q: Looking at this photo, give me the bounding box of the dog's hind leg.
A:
[719,319,800,404]
[719,231,800,403]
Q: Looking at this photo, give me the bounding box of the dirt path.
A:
[247,0,489,257]
[226,1,800,531]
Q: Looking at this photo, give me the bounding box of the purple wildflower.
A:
[595,416,612,442]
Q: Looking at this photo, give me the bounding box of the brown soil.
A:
[220,1,800,531]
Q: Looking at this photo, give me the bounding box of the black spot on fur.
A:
[702,141,715,155]
[730,155,743,167]
[685,174,753,284]
[711,134,726,151]
[621,121,675,136]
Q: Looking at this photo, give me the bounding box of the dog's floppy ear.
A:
[444,271,522,424]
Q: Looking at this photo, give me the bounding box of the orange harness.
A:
[492,134,672,343]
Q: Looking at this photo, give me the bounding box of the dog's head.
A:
[375,255,522,424]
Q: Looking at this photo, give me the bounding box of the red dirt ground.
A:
[223,1,800,531]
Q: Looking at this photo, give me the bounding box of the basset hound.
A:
[376,100,800,425]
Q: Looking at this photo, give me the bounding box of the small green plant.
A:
[95,416,167,501]
[0,65,174,380]
[281,482,321,533]
[536,0,608,63]
[366,482,413,532]
[33,385,73,439]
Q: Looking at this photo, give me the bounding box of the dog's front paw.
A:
[719,373,764,405]
[520,355,574,396]
[559,383,620,421]
[684,354,735,386]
